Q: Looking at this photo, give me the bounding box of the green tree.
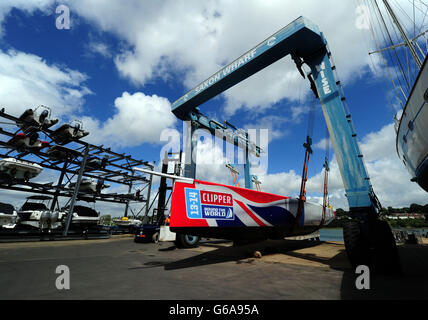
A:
[335,208,347,218]
[410,203,423,213]
[100,214,112,226]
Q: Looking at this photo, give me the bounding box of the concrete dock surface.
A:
[0,235,427,300]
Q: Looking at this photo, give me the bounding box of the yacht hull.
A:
[170,179,335,241]
[396,57,428,192]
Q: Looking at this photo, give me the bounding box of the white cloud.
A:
[194,139,231,185]
[0,1,423,118]
[87,41,112,58]
[314,138,332,151]
[0,1,424,213]
[81,91,176,147]
[0,49,91,118]
[0,0,55,36]
[57,0,384,116]
[244,115,290,143]
[242,103,314,144]
[359,123,395,162]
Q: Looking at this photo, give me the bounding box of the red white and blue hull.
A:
[170,179,335,241]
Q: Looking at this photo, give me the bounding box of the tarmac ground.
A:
[0,235,427,300]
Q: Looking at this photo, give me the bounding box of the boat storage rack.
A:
[0,107,154,237]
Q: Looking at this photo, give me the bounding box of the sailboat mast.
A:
[382,0,423,69]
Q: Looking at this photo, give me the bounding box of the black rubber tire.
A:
[343,219,371,269]
[152,232,159,244]
[372,220,401,274]
[174,234,200,248]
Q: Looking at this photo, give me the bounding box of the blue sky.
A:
[0,1,426,215]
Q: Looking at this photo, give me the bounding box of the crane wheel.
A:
[343,219,371,269]
[174,234,200,248]
[372,220,401,275]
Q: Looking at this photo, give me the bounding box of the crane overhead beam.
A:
[172,17,325,120]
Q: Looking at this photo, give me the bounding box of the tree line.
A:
[327,203,428,228]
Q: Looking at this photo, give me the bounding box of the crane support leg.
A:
[184,122,197,179]
[303,47,400,273]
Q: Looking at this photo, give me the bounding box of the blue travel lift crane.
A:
[171,16,400,271]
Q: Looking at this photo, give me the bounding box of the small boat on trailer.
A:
[68,178,110,193]
[62,205,100,228]
[0,158,43,181]
[113,216,142,233]
[113,216,142,228]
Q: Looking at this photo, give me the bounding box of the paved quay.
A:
[0,235,427,299]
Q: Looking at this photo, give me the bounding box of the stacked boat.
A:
[68,178,110,194]
[17,196,65,230]
[62,205,101,228]
[0,202,18,229]
[113,216,142,231]
[50,120,89,145]
[17,106,58,131]
[14,196,101,231]
[0,158,43,182]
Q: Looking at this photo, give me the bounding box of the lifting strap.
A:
[321,156,330,226]
[226,163,240,187]
[293,135,313,231]
[293,94,317,231]
[321,124,331,226]
[252,175,262,191]
[299,135,313,203]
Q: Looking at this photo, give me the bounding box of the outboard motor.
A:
[49,211,60,229]
[101,156,108,169]
[96,179,104,194]
[39,110,49,124]
[39,211,51,229]
[37,106,59,129]
[18,109,35,123]
[73,123,81,136]
[27,131,39,146]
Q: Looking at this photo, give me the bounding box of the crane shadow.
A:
[160,238,428,299]
[131,236,428,299]
[162,239,330,271]
[340,243,428,300]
